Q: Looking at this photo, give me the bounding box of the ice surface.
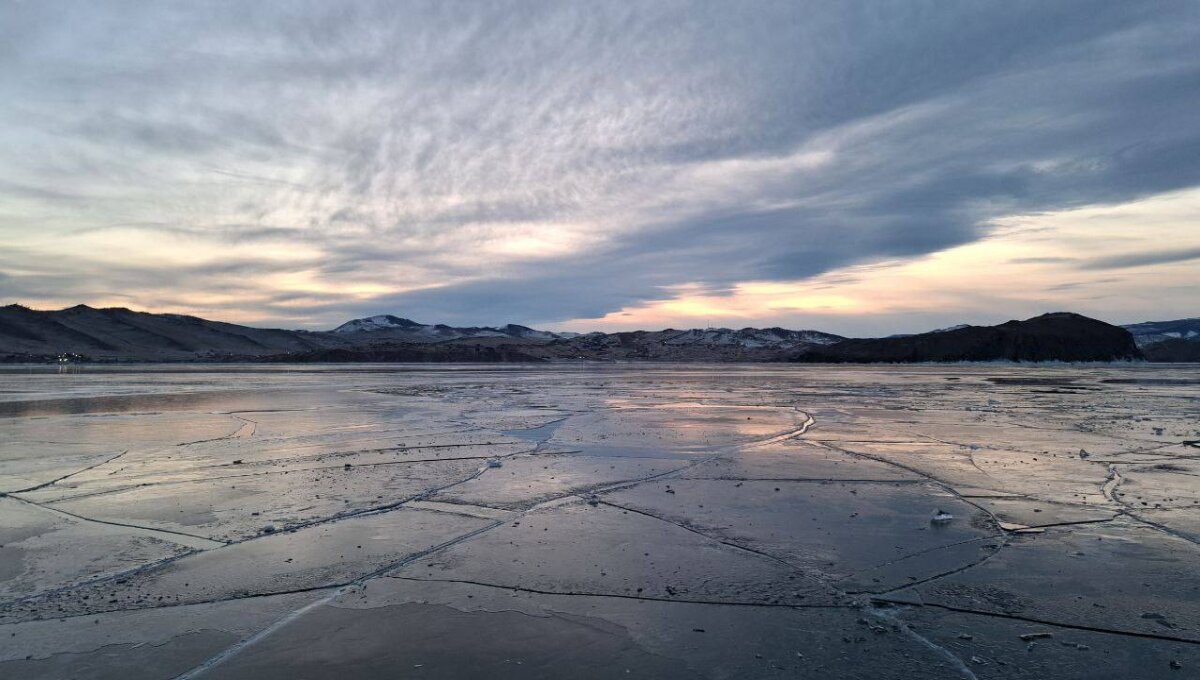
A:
[0,363,1197,678]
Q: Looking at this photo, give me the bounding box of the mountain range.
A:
[0,303,1194,363]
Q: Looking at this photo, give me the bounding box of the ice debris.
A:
[1019,632,1052,641]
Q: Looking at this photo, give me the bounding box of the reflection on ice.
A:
[0,363,1198,679]
[500,417,566,445]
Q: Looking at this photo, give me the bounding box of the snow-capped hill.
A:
[497,324,561,340]
[425,324,506,339]
[553,325,846,360]
[661,327,843,349]
[1122,318,1200,347]
[770,329,845,346]
[329,315,846,353]
[330,316,565,343]
[332,315,423,334]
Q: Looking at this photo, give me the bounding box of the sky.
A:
[1,1,1198,336]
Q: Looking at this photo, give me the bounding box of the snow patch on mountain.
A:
[1121,318,1200,347]
[331,316,566,342]
[332,315,423,334]
[661,327,842,349]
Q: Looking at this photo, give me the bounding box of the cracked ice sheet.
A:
[0,442,128,495]
[1130,508,1200,544]
[0,412,236,492]
[679,439,917,482]
[600,478,997,592]
[33,458,484,542]
[431,452,687,510]
[0,363,1198,678]
[203,581,975,680]
[886,604,1200,680]
[22,432,527,507]
[969,497,1119,528]
[0,591,322,680]
[0,506,492,624]
[462,406,577,433]
[820,439,1119,507]
[1111,459,1200,510]
[549,403,809,459]
[0,496,194,601]
[394,499,839,605]
[0,390,471,497]
[888,518,1200,641]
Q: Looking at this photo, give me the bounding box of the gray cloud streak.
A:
[1080,247,1200,271]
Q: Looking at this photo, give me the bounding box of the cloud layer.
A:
[1,1,1198,333]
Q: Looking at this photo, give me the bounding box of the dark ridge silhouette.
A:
[1140,338,1200,362]
[791,313,1142,363]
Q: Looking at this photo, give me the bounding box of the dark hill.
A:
[1140,338,1200,362]
[0,304,347,361]
[793,313,1142,363]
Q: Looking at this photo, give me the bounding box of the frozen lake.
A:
[0,363,1198,678]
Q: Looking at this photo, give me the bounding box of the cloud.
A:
[1079,247,1200,271]
[1008,257,1078,265]
[579,187,1200,334]
[0,1,1198,330]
